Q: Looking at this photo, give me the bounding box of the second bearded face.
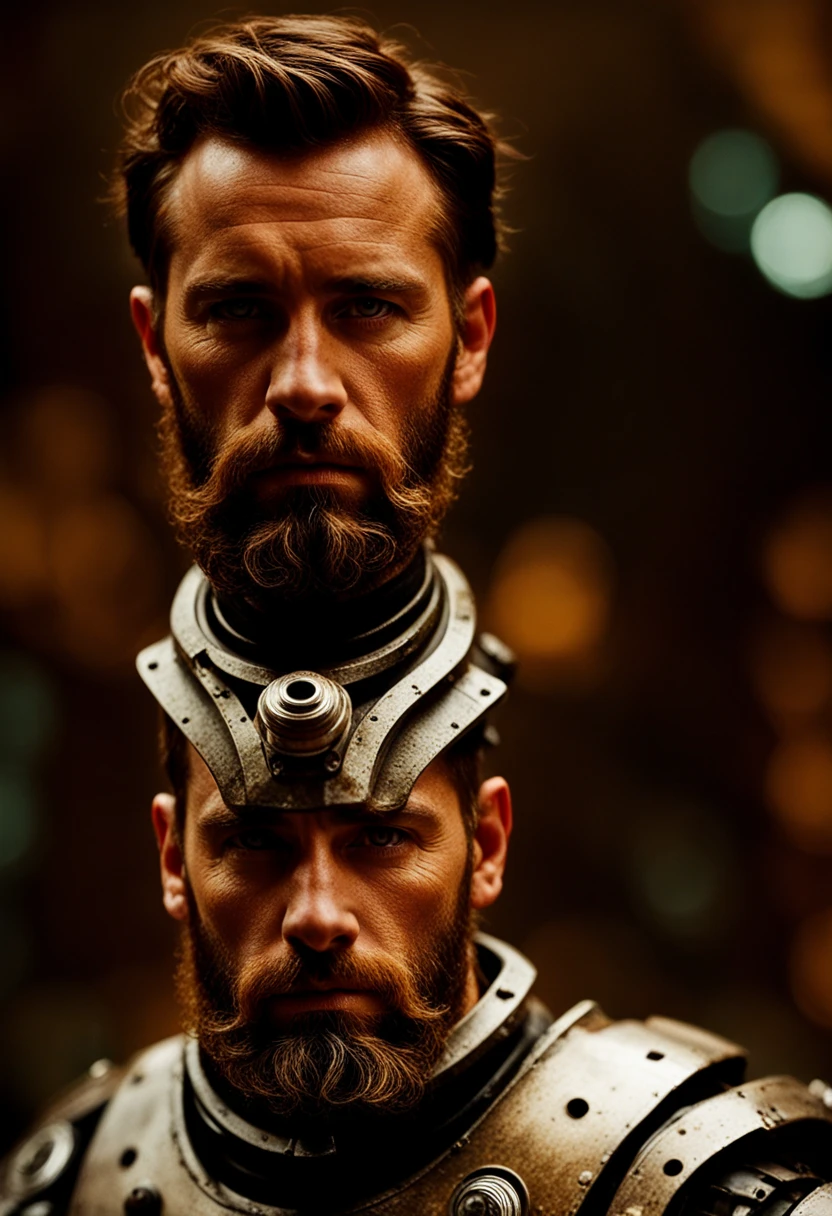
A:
[131,131,495,606]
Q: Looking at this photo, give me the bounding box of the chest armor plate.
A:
[67,1004,832,1216]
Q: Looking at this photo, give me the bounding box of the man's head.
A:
[117,16,505,605]
[152,739,511,1121]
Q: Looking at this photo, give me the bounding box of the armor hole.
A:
[567,1098,589,1119]
[663,1160,684,1176]
[496,989,514,1000]
[756,1191,767,1201]
[647,1051,665,1061]
[120,1148,137,1168]
[148,662,158,670]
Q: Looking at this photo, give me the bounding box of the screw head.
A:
[124,1185,162,1214]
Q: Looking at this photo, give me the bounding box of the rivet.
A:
[578,1170,593,1187]
[124,1185,162,1214]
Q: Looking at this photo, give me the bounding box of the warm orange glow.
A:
[47,495,163,668]
[0,488,48,608]
[748,620,832,723]
[765,734,832,853]
[488,517,613,674]
[18,386,116,497]
[761,492,832,620]
[790,908,832,1028]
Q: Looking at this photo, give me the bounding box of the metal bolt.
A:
[324,751,341,773]
[460,1197,489,1216]
[124,1186,162,1214]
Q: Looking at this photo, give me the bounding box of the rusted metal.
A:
[137,551,511,813]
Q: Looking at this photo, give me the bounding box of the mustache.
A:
[177,419,416,518]
[220,944,448,1031]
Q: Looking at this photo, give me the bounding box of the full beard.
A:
[175,867,474,1122]
[158,349,469,607]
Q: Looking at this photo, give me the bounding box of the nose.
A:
[282,850,360,955]
[265,314,348,425]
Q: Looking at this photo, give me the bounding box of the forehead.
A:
[162,131,448,288]
[184,744,461,827]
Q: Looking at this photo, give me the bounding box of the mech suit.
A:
[4,548,832,1216]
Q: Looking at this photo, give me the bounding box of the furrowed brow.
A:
[197,805,281,833]
[182,278,270,308]
[327,274,426,295]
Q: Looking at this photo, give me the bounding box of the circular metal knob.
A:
[8,1121,76,1199]
[256,671,351,757]
[449,1167,529,1216]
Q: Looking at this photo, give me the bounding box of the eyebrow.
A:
[182,278,271,310]
[196,802,442,832]
[182,272,427,311]
[324,274,427,296]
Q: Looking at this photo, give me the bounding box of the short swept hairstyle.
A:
[112,14,510,307]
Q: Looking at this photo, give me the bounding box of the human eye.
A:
[337,297,398,322]
[227,827,281,852]
[355,825,410,851]
[209,298,268,322]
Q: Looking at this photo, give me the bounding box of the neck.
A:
[210,545,429,670]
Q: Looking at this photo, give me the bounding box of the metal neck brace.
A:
[137,547,515,814]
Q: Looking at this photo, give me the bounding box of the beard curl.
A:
[158,360,470,603]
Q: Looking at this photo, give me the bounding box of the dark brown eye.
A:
[363,826,406,848]
[344,298,393,319]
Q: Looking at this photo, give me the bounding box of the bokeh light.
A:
[0,653,55,762]
[766,734,832,854]
[689,129,778,252]
[748,620,832,725]
[16,386,116,497]
[761,491,832,620]
[0,770,39,870]
[0,487,47,609]
[790,909,832,1029]
[628,801,733,938]
[488,517,613,684]
[751,193,832,298]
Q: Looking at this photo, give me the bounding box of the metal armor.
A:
[4,935,832,1216]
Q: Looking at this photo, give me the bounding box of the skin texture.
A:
[153,750,512,1026]
[130,130,496,513]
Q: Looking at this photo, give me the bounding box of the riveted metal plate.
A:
[791,1184,832,1216]
[609,1075,832,1216]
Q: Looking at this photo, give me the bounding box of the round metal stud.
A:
[449,1166,529,1216]
[7,1121,76,1199]
[255,672,351,757]
[124,1184,162,1213]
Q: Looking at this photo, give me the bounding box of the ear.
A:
[130,286,174,410]
[470,776,512,910]
[151,793,188,921]
[452,276,496,406]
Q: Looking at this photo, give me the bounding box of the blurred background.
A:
[3,0,832,1149]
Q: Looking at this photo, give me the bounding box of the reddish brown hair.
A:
[113,15,508,304]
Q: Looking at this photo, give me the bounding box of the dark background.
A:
[4,0,832,1148]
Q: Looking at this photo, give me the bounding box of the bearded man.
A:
[4,15,832,1216]
[123,13,498,633]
